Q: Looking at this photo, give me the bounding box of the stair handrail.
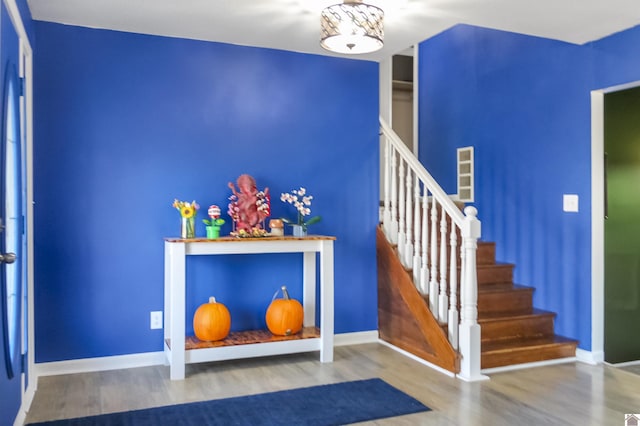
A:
[379,117,486,382]
[379,118,464,227]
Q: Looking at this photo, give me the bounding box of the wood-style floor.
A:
[25,343,640,425]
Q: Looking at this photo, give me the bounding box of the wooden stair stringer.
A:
[377,227,460,373]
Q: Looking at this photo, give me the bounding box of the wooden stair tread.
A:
[481,335,578,369]
[478,283,532,293]
[479,261,514,268]
[482,335,578,353]
[421,283,533,295]
[479,309,557,343]
[478,308,555,322]
[395,249,506,278]
[476,263,515,285]
[476,241,496,265]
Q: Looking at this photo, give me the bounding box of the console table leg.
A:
[166,241,186,380]
[320,240,334,362]
[303,251,316,327]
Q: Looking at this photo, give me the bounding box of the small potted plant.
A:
[280,187,321,237]
[203,205,225,239]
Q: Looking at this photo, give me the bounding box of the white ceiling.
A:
[26,0,640,62]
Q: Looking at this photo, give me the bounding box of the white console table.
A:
[163,235,335,380]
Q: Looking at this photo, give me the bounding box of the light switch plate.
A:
[563,194,579,212]
[150,311,163,329]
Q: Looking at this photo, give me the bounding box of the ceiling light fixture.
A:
[320,0,384,55]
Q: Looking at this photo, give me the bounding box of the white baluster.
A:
[448,226,459,349]
[383,136,391,236]
[429,198,439,317]
[459,239,466,325]
[438,208,448,323]
[397,160,406,261]
[404,169,413,268]
[413,177,421,285]
[420,189,429,295]
[389,148,398,244]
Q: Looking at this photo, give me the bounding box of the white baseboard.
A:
[13,409,25,426]
[32,337,600,382]
[14,382,36,426]
[605,359,640,367]
[576,348,603,365]
[481,356,577,375]
[34,351,166,377]
[334,330,379,346]
[33,331,380,378]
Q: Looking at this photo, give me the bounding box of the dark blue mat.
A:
[28,378,430,425]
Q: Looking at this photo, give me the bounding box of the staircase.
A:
[377,226,577,371]
[378,117,577,378]
[474,241,578,369]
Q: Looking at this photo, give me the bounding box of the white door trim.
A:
[379,48,418,156]
[591,89,605,364]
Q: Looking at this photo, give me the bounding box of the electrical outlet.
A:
[150,311,163,329]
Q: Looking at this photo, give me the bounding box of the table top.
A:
[164,235,336,243]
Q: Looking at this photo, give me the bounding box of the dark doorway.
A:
[604,86,640,363]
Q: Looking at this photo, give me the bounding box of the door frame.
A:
[591,80,640,364]
[2,0,34,421]
[379,46,418,155]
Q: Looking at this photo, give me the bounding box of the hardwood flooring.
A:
[25,343,640,425]
[616,363,640,377]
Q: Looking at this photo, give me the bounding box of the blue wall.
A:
[418,24,640,351]
[33,22,379,362]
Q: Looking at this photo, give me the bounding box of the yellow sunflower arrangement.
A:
[172,199,199,238]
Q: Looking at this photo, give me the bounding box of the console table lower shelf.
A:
[164,327,322,365]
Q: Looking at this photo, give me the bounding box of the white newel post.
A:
[458,206,487,382]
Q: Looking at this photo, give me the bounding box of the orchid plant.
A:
[280,187,321,232]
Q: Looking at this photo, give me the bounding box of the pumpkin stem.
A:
[209,296,217,304]
[281,285,290,300]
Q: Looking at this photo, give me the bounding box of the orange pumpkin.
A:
[193,297,231,341]
[266,286,303,336]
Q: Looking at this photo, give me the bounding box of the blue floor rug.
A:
[28,378,430,425]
